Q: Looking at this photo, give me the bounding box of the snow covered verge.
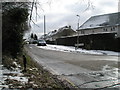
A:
[0,62,28,89]
[36,44,120,56]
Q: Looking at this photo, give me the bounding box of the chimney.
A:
[69,25,71,29]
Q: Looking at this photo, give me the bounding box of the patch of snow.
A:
[94,50,120,56]
[88,65,120,88]
[29,68,38,71]
[0,65,9,89]
[99,65,120,86]
[36,44,119,56]
[0,85,9,89]
[13,61,18,66]
[47,30,57,36]
[102,65,120,78]
[8,76,28,84]
[0,64,28,89]
[29,46,33,49]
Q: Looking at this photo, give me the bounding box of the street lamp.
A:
[75,15,80,50]
[76,15,80,30]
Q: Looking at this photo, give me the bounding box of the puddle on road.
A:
[102,65,120,79]
[61,60,120,88]
[86,64,120,88]
[64,64,120,88]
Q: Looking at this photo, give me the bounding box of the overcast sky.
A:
[29,0,118,37]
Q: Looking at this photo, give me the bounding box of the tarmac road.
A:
[25,44,120,89]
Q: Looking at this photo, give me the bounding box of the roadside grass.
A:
[2,54,17,70]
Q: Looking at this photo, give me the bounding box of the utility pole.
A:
[44,15,46,40]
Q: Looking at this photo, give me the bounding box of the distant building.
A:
[46,26,76,41]
[77,12,120,38]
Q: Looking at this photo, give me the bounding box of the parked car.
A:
[32,40,38,44]
[29,39,38,44]
[37,39,46,46]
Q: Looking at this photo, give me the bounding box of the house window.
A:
[111,28,113,31]
[113,27,115,31]
[111,27,115,31]
[103,28,106,31]
[81,30,85,34]
[103,28,107,31]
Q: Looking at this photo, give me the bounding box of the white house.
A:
[77,12,120,38]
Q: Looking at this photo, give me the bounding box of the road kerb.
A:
[62,76,78,88]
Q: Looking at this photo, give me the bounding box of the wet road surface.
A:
[25,44,120,89]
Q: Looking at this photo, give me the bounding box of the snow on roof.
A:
[47,30,57,36]
[56,26,72,33]
[46,26,76,38]
[79,12,120,30]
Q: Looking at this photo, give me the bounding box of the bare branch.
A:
[31,19,41,28]
[29,0,35,21]
[84,0,95,12]
[47,0,53,8]
[35,2,37,21]
[37,2,44,12]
